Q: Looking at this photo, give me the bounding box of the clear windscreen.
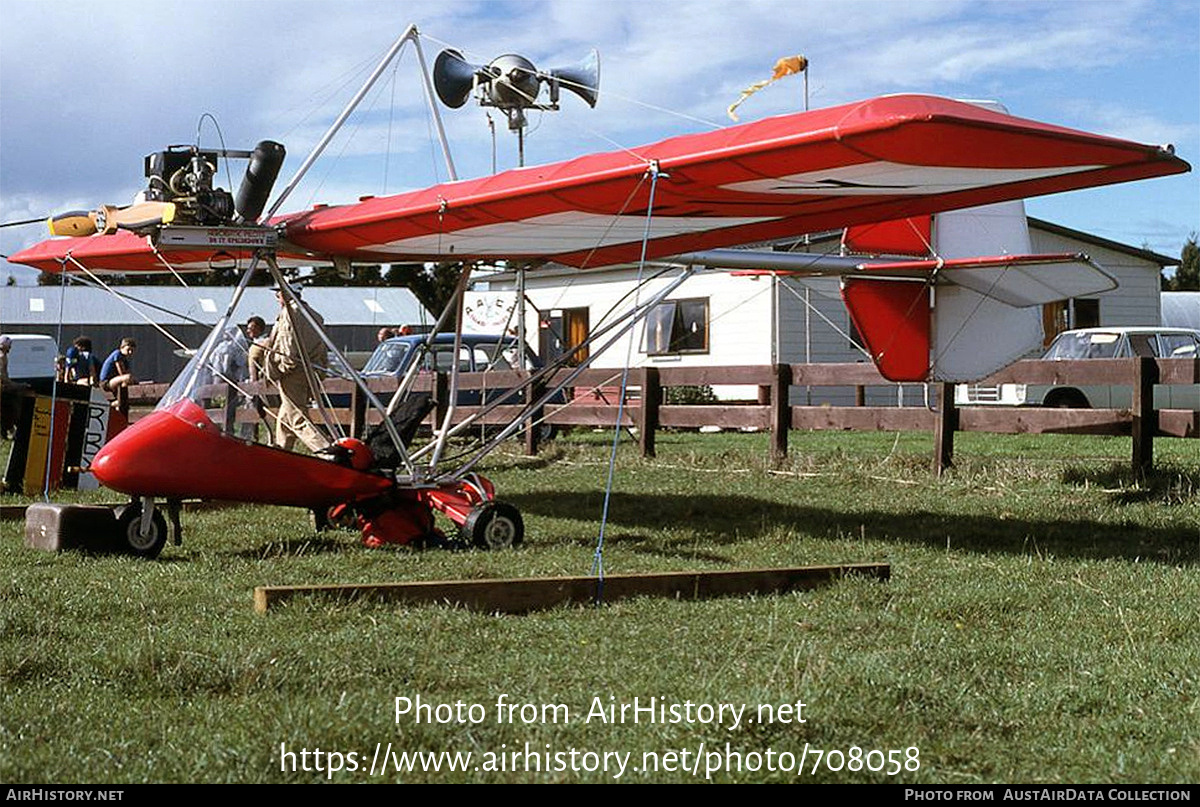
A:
[158,323,250,410]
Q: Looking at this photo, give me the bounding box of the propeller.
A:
[48,201,176,237]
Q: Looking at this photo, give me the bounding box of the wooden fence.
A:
[126,357,1199,476]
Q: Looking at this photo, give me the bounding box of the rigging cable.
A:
[592,163,665,603]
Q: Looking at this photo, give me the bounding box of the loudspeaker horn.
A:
[433,48,487,109]
[548,48,600,108]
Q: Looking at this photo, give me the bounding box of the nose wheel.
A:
[460,502,524,550]
[114,502,168,559]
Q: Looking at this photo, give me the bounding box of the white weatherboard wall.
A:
[1030,228,1162,327]
[498,266,777,399]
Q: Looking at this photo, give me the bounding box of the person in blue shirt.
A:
[100,337,137,414]
[64,336,101,386]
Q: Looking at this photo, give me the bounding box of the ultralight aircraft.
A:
[8,25,1190,557]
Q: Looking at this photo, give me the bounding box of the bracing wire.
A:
[592,165,664,602]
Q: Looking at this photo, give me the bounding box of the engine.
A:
[143,140,285,226]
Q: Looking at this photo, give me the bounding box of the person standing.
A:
[263,286,332,453]
[0,336,28,439]
[245,316,270,382]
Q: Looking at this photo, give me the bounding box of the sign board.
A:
[461,292,518,335]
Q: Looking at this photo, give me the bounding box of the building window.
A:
[643,298,709,355]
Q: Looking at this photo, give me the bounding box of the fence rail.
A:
[124,357,1199,476]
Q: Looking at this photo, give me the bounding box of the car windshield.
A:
[362,341,412,375]
[1042,331,1123,360]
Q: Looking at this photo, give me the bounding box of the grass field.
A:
[2,429,1198,783]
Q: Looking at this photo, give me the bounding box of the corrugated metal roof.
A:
[0,286,431,327]
[1161,292,1200,330]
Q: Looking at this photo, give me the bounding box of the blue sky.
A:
[1,0,1196,284]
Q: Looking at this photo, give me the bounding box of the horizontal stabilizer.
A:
[863,252,1117,307]
[717,250,1115,308]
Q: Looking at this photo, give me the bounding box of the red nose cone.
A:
[92,399,392,507]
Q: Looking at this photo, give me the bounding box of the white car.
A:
[955,327,1200,409]
[1,333,57,382]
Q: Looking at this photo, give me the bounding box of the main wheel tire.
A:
[114,504,168,559]
[460,502,524,550]
[313,505,356,532]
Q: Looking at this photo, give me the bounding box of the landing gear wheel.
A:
[460,502,524,550]
[114,504,168,559]
[313,504,356,532]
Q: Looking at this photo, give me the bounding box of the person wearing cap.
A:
[263,285,332,453]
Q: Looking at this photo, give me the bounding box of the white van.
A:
[2,334,58,382]
[955,327,1200,410]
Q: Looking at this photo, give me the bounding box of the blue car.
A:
[362,334,560,434]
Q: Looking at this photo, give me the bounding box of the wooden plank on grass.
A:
[253,563,890,614]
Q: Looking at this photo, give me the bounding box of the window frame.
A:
[642,297,710,356]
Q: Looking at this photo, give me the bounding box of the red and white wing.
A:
[279,94,1186,268]
[10,94,1188,275]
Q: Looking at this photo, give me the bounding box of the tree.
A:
[384,262,465,320]
[1174,234,1199,291]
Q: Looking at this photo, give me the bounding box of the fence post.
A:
[770,364,790,466]
[350,383,368,439]
[932,382,957,475]
[524,376,546,456]
[639,367,661,458]
[222,383,237,436]
[1131,356,1157,478]
[434,372,449,430]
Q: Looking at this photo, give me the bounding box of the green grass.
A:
[1,430,1198,783]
